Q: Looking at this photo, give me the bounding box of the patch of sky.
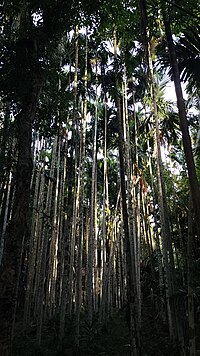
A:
[31,9,43,27]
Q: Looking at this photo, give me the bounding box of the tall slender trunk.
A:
[55,143,66,311]
[132,82,142,328]
[0,103,10,191]
[0,71,42,355]
[59,25,79,343]
[36,137,57,344]
[187,197,196,356]
[87,54,98,326]
[74,47,88,351]
[23,142,46,334]
[46,135,61,319]
[162,6,200,240]
[113,29,140,356]
[67,26,80,317]
[100,94,109,323]
[147,135,165,309]
[23,162,44,329]
[138,0,184,347]
[0,172,12,265]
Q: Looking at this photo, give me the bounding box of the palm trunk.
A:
[187,197,196,356]
[147,136,165,307]
[67,38,80,317]
[132,82,142,328]
[23,163,44,329]
[46,135,61,318]
[0,103,11,191]
[35,137,57,344]
[0,71,42,355]
[113,29,140,356]
[55,143,66,311]
[162,6,200,240]
[138,0,184,346]
[87,56,98,325]
[100,94,109,323]
[0,172,12,265]
[74,51,88,351]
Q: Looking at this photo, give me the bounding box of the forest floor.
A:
[15,300,186,356]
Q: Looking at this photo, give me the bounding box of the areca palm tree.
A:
[176,28,200,88]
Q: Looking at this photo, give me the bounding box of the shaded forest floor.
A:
[14,300,194,356]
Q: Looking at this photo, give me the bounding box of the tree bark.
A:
[187,197,196,356]
[162,7,200,240]
[113,29,140,356]
[0,73,42,355]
